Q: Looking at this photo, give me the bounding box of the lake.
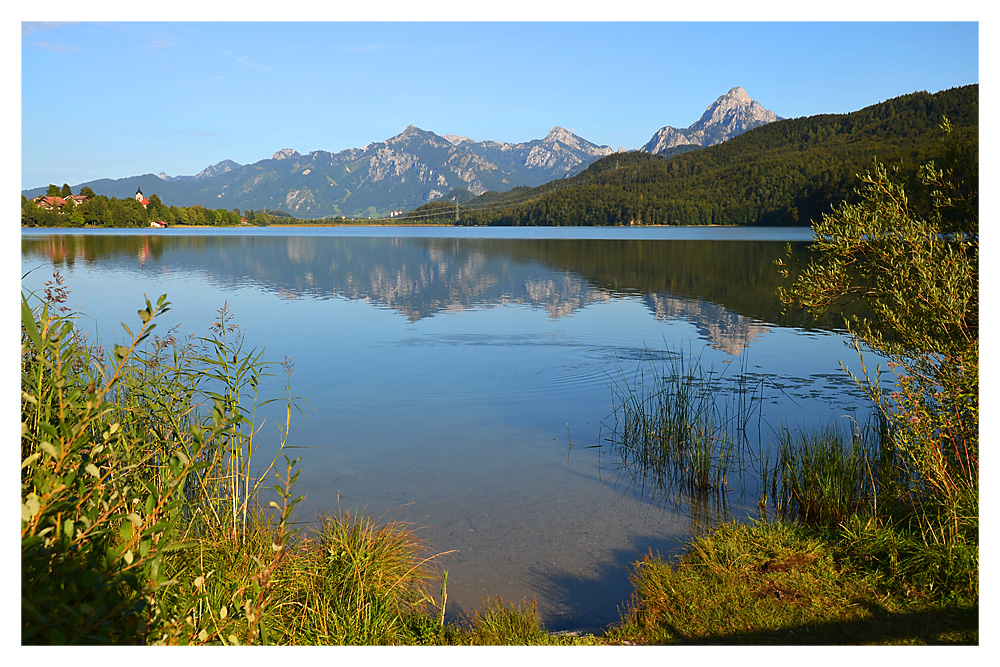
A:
[20,226,884,632]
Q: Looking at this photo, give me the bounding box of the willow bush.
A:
[777,120,978,599]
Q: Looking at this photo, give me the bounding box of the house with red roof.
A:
[32,194,90,211]
[32,196,67,211]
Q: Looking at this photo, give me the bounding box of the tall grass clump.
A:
[21,278,300,644]
[602,351,764,511]
[465,597,548,645]
[268,509,446,645]
[611,519,977,645]
[763,418,899,526]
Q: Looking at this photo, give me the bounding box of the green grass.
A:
[463,597,549,645]
[594,349,977,645]
[763,420,898,526]
[271,509,445,645]
[607,520,977,645]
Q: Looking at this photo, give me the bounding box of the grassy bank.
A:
[608,520,977,645]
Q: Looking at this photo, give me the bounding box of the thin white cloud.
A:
[23,22,84,52]
[33,41,83,53]
[144,35,177,49]
[341,42,390,53]
[219,48,276,73]
[21,22,75,38]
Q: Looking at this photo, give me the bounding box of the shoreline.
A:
[22,222,809,230]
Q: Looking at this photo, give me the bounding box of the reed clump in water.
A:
[763,419,898,527]
[602,351,764,508]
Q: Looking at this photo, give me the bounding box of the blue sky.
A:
[18,14,981,191]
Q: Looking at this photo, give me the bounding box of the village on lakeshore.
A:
[25,185,250,228]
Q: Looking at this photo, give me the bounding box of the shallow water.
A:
[21,226,884,631]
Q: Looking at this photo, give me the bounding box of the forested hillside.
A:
[422,85,977,227]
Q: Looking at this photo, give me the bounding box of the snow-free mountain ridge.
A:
[642,86,783,154]
[24,87,782,218]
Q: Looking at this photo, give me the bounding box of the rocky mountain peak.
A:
[194,159,241,179]
[272,148,301,161]
[539,127,613,160]
[643,86,782,155]
[724,86,751,103]
[544,126,576,144]
[391,124,427,142]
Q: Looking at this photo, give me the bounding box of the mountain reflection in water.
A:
[23,232,836,356]
[22,228,875,632]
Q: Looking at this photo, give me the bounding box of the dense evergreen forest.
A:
[410,84,978,227]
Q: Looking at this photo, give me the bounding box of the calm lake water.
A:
[20,226,884,632]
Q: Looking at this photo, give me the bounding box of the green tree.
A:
[778,120,977,541]
[147,193,167,222]
[84,196,108,227]
[21,198,41,227]
[80,186,96,198]
[68,207,86,227]
[61,183,73,197]
[170,205,189,226]
[122,198,147,227]
[46,184,61,197]
[39,207,61,227]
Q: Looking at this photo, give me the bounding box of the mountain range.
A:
[440,84,977,228]
[23,87,781,219]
